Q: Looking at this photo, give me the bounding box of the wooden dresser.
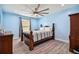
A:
[69,13,79,52]
[0,33,13,54]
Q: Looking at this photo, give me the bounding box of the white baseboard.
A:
[13,37,20,40]
[55,38,69,43]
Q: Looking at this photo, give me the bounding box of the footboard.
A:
[21,31,34,50]
[29,31,34,50]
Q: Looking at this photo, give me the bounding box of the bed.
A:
[20,20,55,50]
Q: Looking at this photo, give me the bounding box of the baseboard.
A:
[13,37,20,40]
[55,38,69,43]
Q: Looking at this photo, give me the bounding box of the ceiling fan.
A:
[28,4,49,16]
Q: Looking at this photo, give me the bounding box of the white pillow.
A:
[44,27,52,31]
[40,27,44,30]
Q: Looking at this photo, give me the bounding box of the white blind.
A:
[22,20,30,32]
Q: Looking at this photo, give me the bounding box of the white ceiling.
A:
[2,4,75,17]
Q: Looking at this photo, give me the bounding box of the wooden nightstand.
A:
[0,32,13,54]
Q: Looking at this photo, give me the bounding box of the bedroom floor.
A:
[13,39,72,54]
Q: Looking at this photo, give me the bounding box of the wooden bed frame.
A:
[20,20,55,51]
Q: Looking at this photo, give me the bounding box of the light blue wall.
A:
[3,12,20,39]
[0,6,3,25]
[31,18,39,30]
[39,5,79,40]
[2,12,39,39]
[0,5,2,24]
[0,8,1,24]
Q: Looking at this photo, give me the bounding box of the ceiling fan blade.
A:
[38,8,49,13]
[38,14,44,16]
[35,4,40,12]
[39,12,49,14]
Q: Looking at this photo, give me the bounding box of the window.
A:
[22,20,30,32]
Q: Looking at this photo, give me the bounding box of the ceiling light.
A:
[61,4,64,6]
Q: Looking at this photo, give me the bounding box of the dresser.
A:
[69,13,79,52]
[0,33,13,54]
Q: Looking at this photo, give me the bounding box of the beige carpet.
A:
[13,39,72,54]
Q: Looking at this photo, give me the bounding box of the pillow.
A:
[40,27,44,30]
[44,27,52,31]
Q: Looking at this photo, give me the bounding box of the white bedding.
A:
[23,27,53,42]
[32,30,53,42]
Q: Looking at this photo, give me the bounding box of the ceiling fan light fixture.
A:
[34,14,38,16]
[61,4,64,6]
[26,4,49,17]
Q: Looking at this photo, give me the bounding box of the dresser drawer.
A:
[0,34,13,54]
[75,39,79,48]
